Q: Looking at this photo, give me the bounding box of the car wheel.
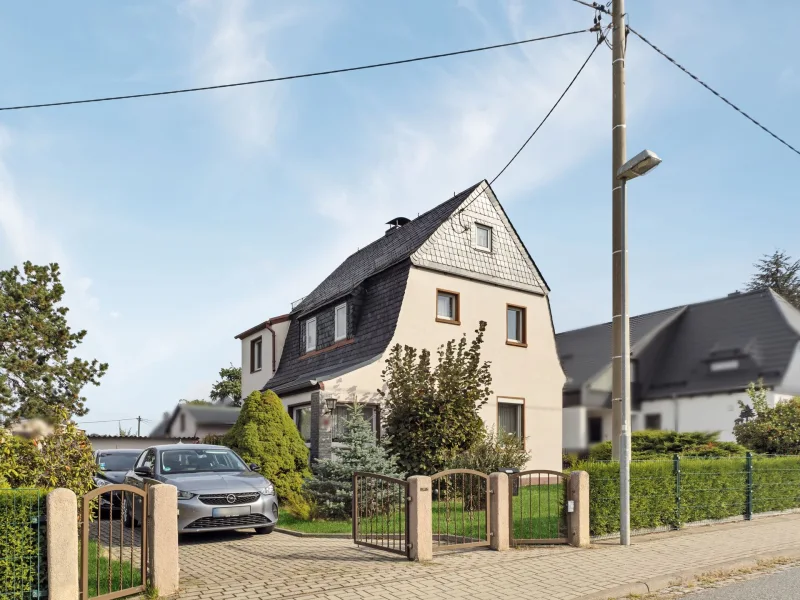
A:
[253,525,274,535]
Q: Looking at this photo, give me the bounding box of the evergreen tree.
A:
[745,250,800,309]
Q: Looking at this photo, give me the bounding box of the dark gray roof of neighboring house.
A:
[556,289,800,400]
[162,404,241,433]
[148,416,169,437]
[557,306,686,392]
[293,182,482,317]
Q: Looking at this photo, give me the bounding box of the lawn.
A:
[277,510,352,534]
[511,483,567,541]
[86,540,143,598]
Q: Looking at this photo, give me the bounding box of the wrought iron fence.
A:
[79,485,147,600]
[509,470,568,545]
[430,469,490,551]
[0,488,47,600]
[352,473,409,557]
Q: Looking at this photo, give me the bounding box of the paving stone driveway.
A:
[177,513,800,600]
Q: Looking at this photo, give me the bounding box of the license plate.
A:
[212,506,251,518]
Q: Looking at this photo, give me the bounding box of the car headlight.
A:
[176,490,195,500]
[260,483,275,496]
[93,477,111,487]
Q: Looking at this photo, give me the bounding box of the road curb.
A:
[274,527,351,539]
[576,547,800,599]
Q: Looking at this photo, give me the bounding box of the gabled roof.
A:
[556,289,800,400]
[163,404,241,433]
[293,182,482,316]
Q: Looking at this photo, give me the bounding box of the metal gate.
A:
[80,484,148,600]
[352,472,409,557]
[430,469,490,551]
[509,470,568,545]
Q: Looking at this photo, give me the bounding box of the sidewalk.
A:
[176,512,800,600]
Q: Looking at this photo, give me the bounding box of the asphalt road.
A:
[685,567,800,599]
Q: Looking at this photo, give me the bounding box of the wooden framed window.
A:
[436,289,460,325]
[250,336,263,372]
[497,397,524,441]
[305,317,317,352]
[475,223,492,251]
[506,304,527,346]
[334,303,347,342]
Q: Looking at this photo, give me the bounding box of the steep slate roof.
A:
[556,289,800,400]
[294,183,481,316]
[163,404,241,433]
[557,306,686,392]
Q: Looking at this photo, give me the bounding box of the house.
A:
[558,289,800,453]
[235,180,565,472]
[88,434,198,452]
[159,403,242,440]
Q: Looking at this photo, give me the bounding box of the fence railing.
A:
[583,453,800,538]
[0,488,47,600]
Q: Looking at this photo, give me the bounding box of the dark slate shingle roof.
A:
[294,182,482,316]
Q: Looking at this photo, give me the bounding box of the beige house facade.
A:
[235,181,565,472]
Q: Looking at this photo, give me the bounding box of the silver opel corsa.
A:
[124,443,279,534]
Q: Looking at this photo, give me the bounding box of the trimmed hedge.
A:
[580,455,800,537]
[0,489,46,599]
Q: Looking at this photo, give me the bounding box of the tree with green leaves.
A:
[734,380,800,454]
[0,262,108,423]
[304,402,402,519]
[223,390,310,501]
[379,321,493,475]
[745,250,800,309]
[210,364,242,406]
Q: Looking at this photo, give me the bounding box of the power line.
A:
[0,29,590,112]
[628,26,800,158]
[570,0,611,14]
[76,417,150,425]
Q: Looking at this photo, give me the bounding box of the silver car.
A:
[124,443,279,534]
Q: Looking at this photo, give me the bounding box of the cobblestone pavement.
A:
[176,513,800,600]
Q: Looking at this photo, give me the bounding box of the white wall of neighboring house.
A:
[240,320,291,398]
[562,406,587,451]
[324,265,565,472]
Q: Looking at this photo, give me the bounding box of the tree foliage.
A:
[303,402,402,519]
[210,364,243,406]
[222,390,310,501]
[379,321,492,475]
[745,250,800,309]
[0,262,108,423]
[589,430,747,460]
[734,380,800,454]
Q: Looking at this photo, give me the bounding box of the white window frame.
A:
[305,317,317,352]
[334,303,347,342]
[474,223,492,252]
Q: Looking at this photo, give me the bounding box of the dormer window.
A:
[305,317,317,352]
[334,303,347,341]
[710,359,739,373]
[475,223,492,252]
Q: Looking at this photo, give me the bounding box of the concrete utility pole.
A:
[610,0,632,546]
[137,416,142,437]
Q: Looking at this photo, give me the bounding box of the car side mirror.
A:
[249,463,260,472]
[134,466,153,477]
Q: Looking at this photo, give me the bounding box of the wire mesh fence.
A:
[582,454,800,539]
[0,488,47,600]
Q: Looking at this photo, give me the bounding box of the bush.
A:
[304,402,403,520]
[588,430,747,461]
[446,428,530,474]
[201,433,225,445]
[734,380,800,454]
[223,390,310,501]
[0,489,45,598]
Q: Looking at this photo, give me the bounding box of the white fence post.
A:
[408,476,432,561]
[46,488,79,600]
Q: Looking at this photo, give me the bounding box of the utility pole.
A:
[137,416,142,437]
[610,0,631,546]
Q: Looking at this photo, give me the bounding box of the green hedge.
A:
[579,455,800,537]
[0,489,46,600]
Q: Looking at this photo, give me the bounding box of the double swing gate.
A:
[79,484,148,600]
[353,468,570,559]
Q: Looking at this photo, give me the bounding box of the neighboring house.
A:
[88,434,198,451]
[160,404,241,440]
[558,289,800,453]
[235,180,565,472]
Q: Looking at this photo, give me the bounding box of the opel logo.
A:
[226,494,237,504]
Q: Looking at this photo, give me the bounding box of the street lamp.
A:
[615,148,662,547]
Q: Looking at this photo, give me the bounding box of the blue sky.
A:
[1,1,797,434]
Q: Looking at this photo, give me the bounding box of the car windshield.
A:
[160,448,247,474]
[97,452,139,472]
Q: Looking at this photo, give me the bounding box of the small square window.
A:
[475,224,492,251]
[644,414,661,430]
[305,317,317,352]
[507,305,526,345]
[334,303,347,342]
[250,337,263,373]
[436,290,459,324]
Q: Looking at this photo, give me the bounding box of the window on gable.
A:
[436,290,460,324]
[250,336,263,373]
[475,223,492,251]
[507,305,526,346]
[334,303,347,342]
[710,359,739,373]
[305,317,317,352]
[498,399,523,440]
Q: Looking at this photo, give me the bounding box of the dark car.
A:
[93,449,142,513]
